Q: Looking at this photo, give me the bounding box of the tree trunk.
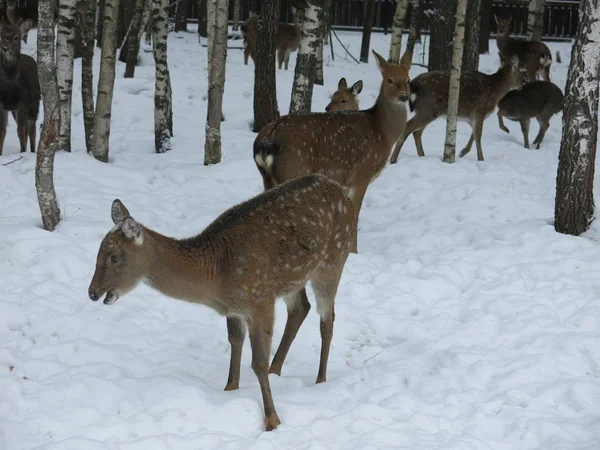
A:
[359,0,375,63]
[92,0,120,162]
[252,0,279,132]
[527,0,545,42]
[152,0,173,152]
[443,0,467,164]
[462,0,480,71]
[197,0,207,38]
[314,15,324,85]
[323,0,331,44]
[428,0,456,71]
[289,0,324,114]
[36,0,61,231]
[478,0,492,54]
[388,0,408,64]
[124,0,147,77]
[79,0,96,153]
[405,0,420,55]
[175,0,188,31]
[204,0,229,164]
[554,0,600,236]
[232,0,240,30]
[56,0,77,152]
[96,0,105,47]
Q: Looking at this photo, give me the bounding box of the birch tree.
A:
[388,0,408,64]
[124,0,148,77]
[78,0,96,153]
[442,0,467,164]
[359,0,375,62]
[36,0,61,230]
[527,0,545,42]
[92,0,120,162]
[152,0,173,152]
[204,0,229,164]
[554,0,600,235]
[462,0,480,71]
[289,0,324,115]
[57,0,78,152]
[315,18,324,86]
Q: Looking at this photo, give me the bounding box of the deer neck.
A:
[372,90,407,145]
[496,32,509,52]
[490,66,516,104]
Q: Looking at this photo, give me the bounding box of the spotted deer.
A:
[88,175,357,432]
[0,17,39,156]
[495,14,552,82]
[254,50,412,253]
[497,80,564,149]
[325,77,363,112]
[389,55,520,163]
[241,13,300,70]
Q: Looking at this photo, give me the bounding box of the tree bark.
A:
[289,0,324,114]
[443,0,467,164]
[388,0,408,64]
[428,0,456,71]
[124,0,147,77]
[197,0,207,38]
[462,0,480,71]
[175,0,188,31]
[478,0,492,54]
[252,0,279,132]
[57,0,77,152]
[79,0,96,153]
[96,0,105,47]
[554,0,600,236]
[204,0,229,164]
[92,0,120,162]
[527,0,545,42]
[405,0,420,55]
[152,0,172,152]
[232,0,240,30]
[36,0,61,231]
[359,0,375,63]
[314,13,324,85]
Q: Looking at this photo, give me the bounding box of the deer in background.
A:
[241,13,300,70]
[495,15,552,82]
[497,80,564,149]
[254,50,412,253]
[389,55,520,163]
[0,17,39,156]
[325,77,363,112]
[88,175,357,432]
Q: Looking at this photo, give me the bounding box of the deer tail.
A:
[254,138,279,190]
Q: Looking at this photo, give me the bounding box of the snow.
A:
[1,29,600,450]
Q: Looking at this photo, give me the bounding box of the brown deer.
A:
[495,14,552,82]
[254,50,412,253]
[241,14,300,70]
[88,175,357,432]
[389,54,520,163]
[0,17,39,156]
[325,78,363,112]
[497,80,564,149]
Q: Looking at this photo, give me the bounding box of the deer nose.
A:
[325,105,331,112]
[89,289,100,301]
[399,94,409,102]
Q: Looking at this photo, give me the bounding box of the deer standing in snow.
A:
[325,78,363,112]
[88,175,357,432]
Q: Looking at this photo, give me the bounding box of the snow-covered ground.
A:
[1,28,599,449]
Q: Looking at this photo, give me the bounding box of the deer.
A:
[87,174,357,432]
[389,54,521,163]
[241,13,300,70]
[254,50,412,253]
[325,77,363,112]
[494,14,552,82]
[0,17,39,156]
[497,80,564,149]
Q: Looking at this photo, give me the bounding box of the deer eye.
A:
[111,255,120,264]
[387,79,393,84]
[341,99,347,103]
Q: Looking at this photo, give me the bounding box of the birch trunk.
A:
[232,0,240,30]
[92,0,120,162]
[442,0,467,164]
[314,19,324,86]
[124,0,147,77]
[289,0,324,115]
[388,0,408,64]
[405,0,420,55]
[79,0,96,153]
[152,0,172,153]
[57,0,77,152]
[204,0,229,164]
[527,0,545,42]
[462,0,480,71]
[359,0,375,62]
[36,0,61,231]
[554,0,600,235]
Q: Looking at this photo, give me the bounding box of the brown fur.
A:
[325,77,363,112]
[241,14,300,70]
[253,50,412,253]
[88,174,357,432]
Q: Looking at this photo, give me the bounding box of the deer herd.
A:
[84,13,567,432]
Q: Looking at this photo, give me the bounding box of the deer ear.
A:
[372,50,387,74]
[122,217,143,245]
[400,50,412,69]
[338,77,347,89]
[507,14,512,24]
[493,14,499,23]
[352,80,363,95]
[111,199,130,225]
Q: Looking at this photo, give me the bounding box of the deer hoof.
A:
[224,381,239,391]
[264,412,281,431]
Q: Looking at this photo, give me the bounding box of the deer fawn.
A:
[0,18,39,156]
[325,78,363,112]
[495,15,552,82]
[254,50,412,253]
[88,175,357,432]
[389,55,520,163]
[497,80,564,149]
[241,14,300,70]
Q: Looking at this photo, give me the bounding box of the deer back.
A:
[498,80,564,119]
[277,23,300,51]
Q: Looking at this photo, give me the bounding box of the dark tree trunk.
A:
[478,0,492,54]
[123,0,147,76]
[554,0,600,236]
[359,0,375,63]
[405,0,421,55]
[462,0,480,71]
[232,0,240,30]
[428,0,456,71]
[79,0,96,153]
[175,0,188,31]
[252,0,279,132]
[96,0,105,47]
[197,0,207,37]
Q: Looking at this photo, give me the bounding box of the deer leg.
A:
[413,128,427,158]
[461,119,485,161]
[17,110,27,153]
[0,110,8,156]
[542,63,551,82]
[532,116,549,149]
[248,306,280,431]
[519,119,531,149]
[244,44,250,65]
[28,120,36,153]
[277,48,284,70]
[390,116,431,163]
[348,184,368,254]
[284,50,291,70]
[224,316,246,391]
[459,133,475,158]
[497,111,510,133]
[269,288,311,376]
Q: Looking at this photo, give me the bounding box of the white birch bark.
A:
[57,0,77,152]
[388,0,408,64]
[527,0,545,42]
[442,0,467,164]
[152,0,173,153]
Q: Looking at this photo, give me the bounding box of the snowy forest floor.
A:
[1,29,599,450]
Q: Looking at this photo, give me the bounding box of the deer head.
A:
[372,50,412,105]
[0,18,31,65]
[326,78,363,112]
[494,14,512,36]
